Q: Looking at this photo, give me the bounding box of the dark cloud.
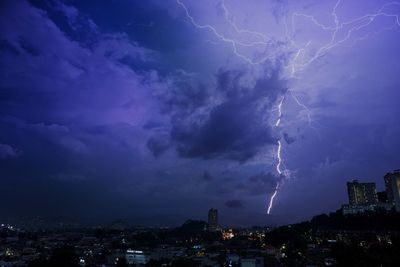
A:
[147,134,170,157]
[18,38,40,56]
[170,68,285,162]
[151,75,210,122]
[202,171,280,199]
[0,39,20,55]
[172,100,273,162]
[0,143,20,159]
[216,68,285,100]
[216,69,246,98]
[283,132,296,144]
[201,171,214,182]
[225,199,245,209]
[142,120,166,130]
[53,173,86,182]
[247,172,280,195]
[162,82,209,113]
[204,177,235,196]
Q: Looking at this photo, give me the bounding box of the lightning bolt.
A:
[289,0,400,76]
[289,90,312,125]
[175,0,254,64]
[177,0,400,71]
[268,96,286,214]
[176,0,285,65]
[220,0,269,43]
[267,140,283,214]
[176,0,400,214]
[267,183,279,214]
[274,95,285,127]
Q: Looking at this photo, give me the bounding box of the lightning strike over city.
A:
[175,0,400,214]
[1,2,400,259]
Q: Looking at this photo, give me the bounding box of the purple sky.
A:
[0,0,399,226]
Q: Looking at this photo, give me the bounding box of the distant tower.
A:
[347,180,378,205]
[384,170,400,211]
[208,208,218,231]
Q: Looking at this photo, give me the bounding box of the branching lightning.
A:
[289,0,400,76]
[267,183,279,214]
[220,0,269,43]
[267,139,283,214]
[176,0,272,64]
[267,96,286,214]
[176,0,400,214]
[274,96,285,127]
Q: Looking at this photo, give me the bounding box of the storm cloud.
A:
[1,0,399,226]
[225,199,246,209]
[0,143,20,159]
[170,68,285,162]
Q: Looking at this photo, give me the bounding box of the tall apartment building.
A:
[384,170,400,211]
[347,180,378,205]
[208,208,218,231]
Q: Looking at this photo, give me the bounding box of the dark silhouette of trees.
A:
[116,257,128,267]
[49,246,79,267]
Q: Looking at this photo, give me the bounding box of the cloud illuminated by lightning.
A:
[176,0,400,214]
[275,95,285,127]
[176,0,288,65]
[288,0,400,76]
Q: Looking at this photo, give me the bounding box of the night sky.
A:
[1,0,400,226]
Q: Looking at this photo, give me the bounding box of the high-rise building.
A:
[343,180,379,215]
[384,170,400,211]
[377,191,388,203]
[347,180,378,205]
[208,208,218,231]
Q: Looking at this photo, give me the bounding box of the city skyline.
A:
[1,0,400,226]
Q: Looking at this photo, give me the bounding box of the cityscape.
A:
[342,170,400,214]
[1,0,400,266]
[0,170,399,266]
